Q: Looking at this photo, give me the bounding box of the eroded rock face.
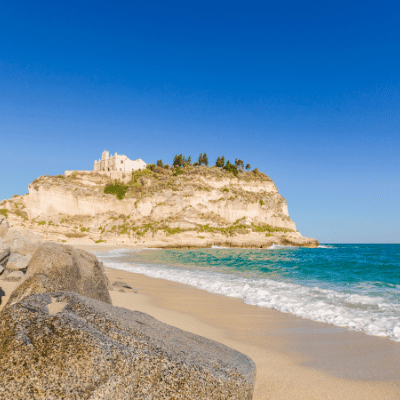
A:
[0,216,9,238]
[0,292,255,399]
[7,242,112,306]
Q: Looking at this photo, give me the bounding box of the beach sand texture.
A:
[1,244,399,399]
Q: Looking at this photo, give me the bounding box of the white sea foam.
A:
[98,253,400,342]
[211,245,231,249]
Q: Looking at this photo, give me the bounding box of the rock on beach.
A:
[0,292,256,399]
[7,242,112,306]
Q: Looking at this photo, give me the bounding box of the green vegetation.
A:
[197,153,208,166]
[173,154,191,167]
[173,167,185,176]
[38,221,46,226]
[259,199,264,206]
[165,227,184,235]
[215,156,225,168]
[80,227,89,232]
[0,209,8,218]
[65,232,87,238]
[95,239,105,243]
[252,223,294,233]
[223,161,238,176]
[104,181,129,200]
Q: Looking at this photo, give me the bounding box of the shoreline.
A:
[102,265,400,399]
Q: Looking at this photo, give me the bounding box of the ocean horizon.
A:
[95,244,400,342]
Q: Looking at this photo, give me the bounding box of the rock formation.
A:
[0,166,318,248]
[6,242,112,306]
[0,241,256,399]
[0,219,43,284]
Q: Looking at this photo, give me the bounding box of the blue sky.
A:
[0,1,399,243]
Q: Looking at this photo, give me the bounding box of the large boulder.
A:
[0,216,9,238]
[0,244,10,266]
[7,242,112,306]
[4,253,31,271]
[2,229,42,256]
[0,292,255,399]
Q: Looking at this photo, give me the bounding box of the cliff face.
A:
[0,166,318,248]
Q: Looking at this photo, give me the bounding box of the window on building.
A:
[121,160,123,164]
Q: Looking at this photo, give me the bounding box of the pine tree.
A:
[203,153,209,166]
[246,163,251,170]
[198,153,203,165]
[157,159,163,167]
[173,154,183,167]
[215,156,226,168]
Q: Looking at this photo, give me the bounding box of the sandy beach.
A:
[1,244,400,399]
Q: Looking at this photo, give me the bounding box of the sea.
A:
[94,244,400,342]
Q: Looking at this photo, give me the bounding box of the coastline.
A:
[2,243,399,399]
[80,244,400,399]
[103,266,400,399]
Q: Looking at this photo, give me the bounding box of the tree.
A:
[187,155,192,165]
[203,153,209,166]
[173,154,183,167]
[215,157,223,167]
[235,158,244,171]
[198,153,203,165]
[246,163,251,170]
[157,159,163,167]
[146,163,156,171]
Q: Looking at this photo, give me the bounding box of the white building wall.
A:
[93,151,146,172]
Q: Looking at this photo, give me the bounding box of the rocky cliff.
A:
[0,166,318,248]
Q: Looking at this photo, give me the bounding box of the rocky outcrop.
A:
[2,229,42,256]
[0,167,319,248]
[0,223,43,282]
[7,242,112,306]
[0,215,9,238]
[0,292,255,399]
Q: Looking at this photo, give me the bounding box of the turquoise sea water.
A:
[95,244,400,341]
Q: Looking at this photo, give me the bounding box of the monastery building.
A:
[94,151,147,172]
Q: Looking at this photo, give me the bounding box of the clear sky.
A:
[0,1,399,243]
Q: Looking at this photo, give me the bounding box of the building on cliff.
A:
[94,150,147,172]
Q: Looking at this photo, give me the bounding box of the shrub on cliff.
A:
[104,181,129,200]
[146,164,156,171]
[223,161,238,176]
[173,167,185,176]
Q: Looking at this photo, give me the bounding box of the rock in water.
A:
[7,242,112,306]
[0,292,256,399]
